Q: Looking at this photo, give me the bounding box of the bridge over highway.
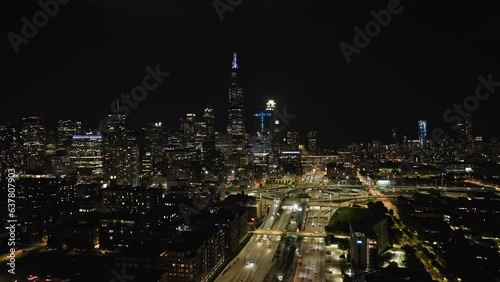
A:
[248,229,327,238]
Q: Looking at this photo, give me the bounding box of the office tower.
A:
[418,120,427,147]
[392,128,398,144]
[184,113,196,136]
[46,130,57,156]
[194,121,207,151]
[215,132,233,157]
[204,106,215,136]
[102,110,127,180]
[163,146,200,180]
[0,122,23,172]
[166,129,185,149]
[251,100,279,170]
[464,114,473,153]
[181,113,196,149]
[278,149,301,175]
[57,120,82,151]
[141,122,164,183]
[286,130,300,150]
[474,136,483,153]
[227,53,245,151]
[70,134,103,180]
[102,110,126,133]
[21,116,47,170]
[307,131,317,154]
[111,131,140,186]
[457,114,473,154]
[202,107,217,165]
[253,100,276,133]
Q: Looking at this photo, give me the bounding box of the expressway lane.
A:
[293,206,335,282]
[324,244,348,282]
[215,200,283,282]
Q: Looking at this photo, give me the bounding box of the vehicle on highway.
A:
[246,259,255,265]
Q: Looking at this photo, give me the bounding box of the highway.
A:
[218,168,489,282]
[0,240,46,263]
[272,208,293,231]
[218,172,392,282]
[215,199,284,282]
[325,243,349,282]
[293,206,335,282]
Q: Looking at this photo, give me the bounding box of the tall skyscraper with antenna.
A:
[227,53,245,151]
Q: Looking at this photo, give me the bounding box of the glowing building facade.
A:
[70,134,103,179]
[227,53,245,151]
[418,120,427,146]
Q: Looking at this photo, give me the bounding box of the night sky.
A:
[3,0,500,148]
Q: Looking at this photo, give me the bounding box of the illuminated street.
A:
[293,206,335,282]
[215,200,286,282]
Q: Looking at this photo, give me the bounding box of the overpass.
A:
[283,195,401,206]
[248,229,327,238]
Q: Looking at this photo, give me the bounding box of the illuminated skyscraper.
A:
[457,114,473,154]
[184,113,196,136]
[21,116,47,170]
[253,100,276,133]
[141,122,164,183]
[101,108,127,181]
[203,106,216,164]
[307,131,317,154]
[251,100,279,170]
[418,120,427,146]
[194,121,207,151]
[70,134,103,179]
[102,111,126,134]
[183,113,197,148]
[57,120,82,151]
[227,53,245,151]
[111,131,140,186]
[204,106,216,137]
[286,130,300,150]
[464,114,473,153]
[0,122,23,172]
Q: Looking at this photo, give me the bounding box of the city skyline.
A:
[4,1,500,147]
[2,2,500,282]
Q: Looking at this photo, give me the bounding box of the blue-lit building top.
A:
[418,120,427,146]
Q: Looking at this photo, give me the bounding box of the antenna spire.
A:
[232,53,238,69]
